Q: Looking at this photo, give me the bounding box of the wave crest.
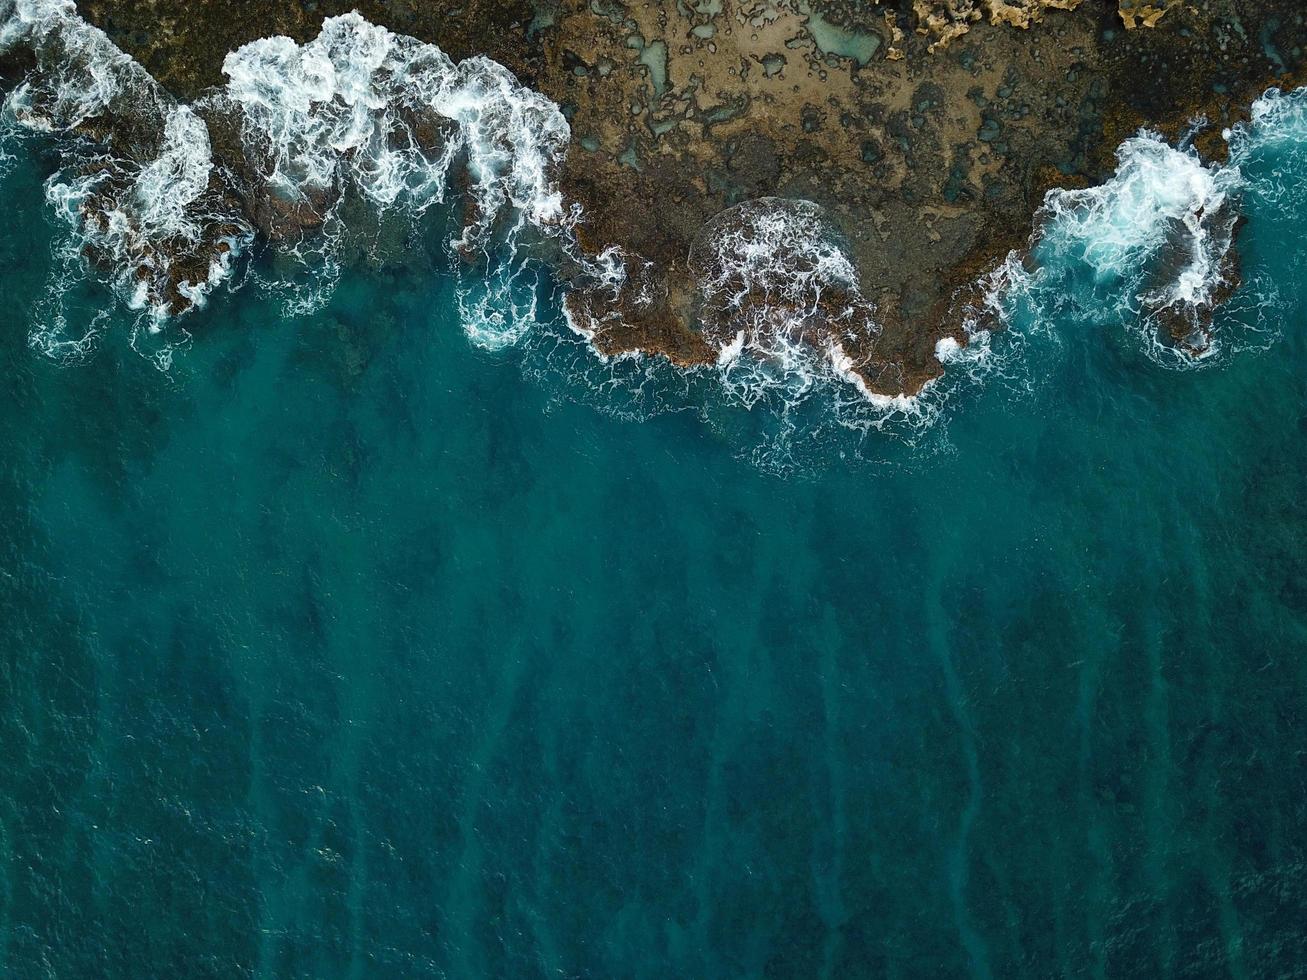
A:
[208,13,569,250]
[688,197,884,404]
[1029,131,1242,365]
[4,1,1304,461]
[3,0,251,342]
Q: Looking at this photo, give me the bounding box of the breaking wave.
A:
[1044,133,1238,362]
[691,198,884,404]
[681,196,1002,462]
[203,10,573,339]
[0,0,997,437]
[1,0,1305,462]
[1005,96,1307,369]
[0,0,578,361]
[1,0,251,361]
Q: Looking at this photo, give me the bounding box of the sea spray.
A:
[0,1,986,426]
[4,0,1306,459]
[204,13,573,340]
[689,198,881,406]
[1,0,252,361]
[1018,131,1243,366]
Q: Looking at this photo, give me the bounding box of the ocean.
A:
[1,5,1306,977]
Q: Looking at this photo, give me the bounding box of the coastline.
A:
[8,0,1306,398]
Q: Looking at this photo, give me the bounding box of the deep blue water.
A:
[2,95,1307,977]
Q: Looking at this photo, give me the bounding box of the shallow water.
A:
[3,16,1307,979]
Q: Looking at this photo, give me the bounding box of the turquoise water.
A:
[3,86,1307,978]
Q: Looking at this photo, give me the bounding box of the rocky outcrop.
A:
[904,0,1178,51]
[1117,0,1180,29]
[53,0,1306,395]
[2,3,251,316]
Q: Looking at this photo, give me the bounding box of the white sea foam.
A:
[992,94,1307,369]
[1225,87,1307,217]
[2,3,571,340]
[2,0,252,355]
[1,0,151,132]
[207,12,571,326]
[6,0,1298,458]
[690,197,1005,444]
[560,244,660,344]
[1029,131,1242,365]
[690,198,881,405]
[213,14,571,235]
[0,0,1002,436]
[1233,87,1307,158]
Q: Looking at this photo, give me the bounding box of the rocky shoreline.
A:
[35,0,1307,392]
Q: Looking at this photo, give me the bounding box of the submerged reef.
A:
[13,0,1307,394]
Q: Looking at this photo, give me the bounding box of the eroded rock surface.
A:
[68,0,1307,393]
